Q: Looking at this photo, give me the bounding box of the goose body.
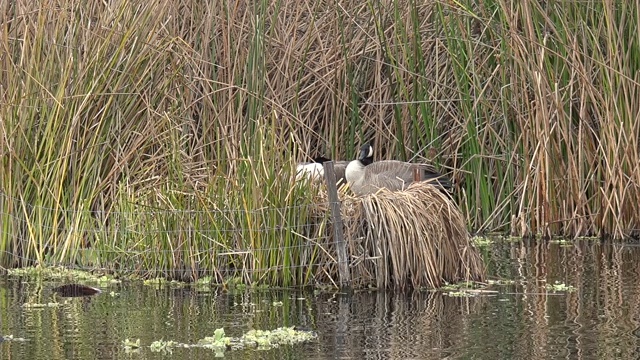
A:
[296,154,373,186]
[296,157,351,186]
[345,143,451,196]
[296,162,325,182]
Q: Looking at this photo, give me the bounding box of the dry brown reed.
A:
[340,183,485,289]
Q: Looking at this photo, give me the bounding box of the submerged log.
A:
[52,284,102,297]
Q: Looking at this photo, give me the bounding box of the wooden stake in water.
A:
[323,161,351,288]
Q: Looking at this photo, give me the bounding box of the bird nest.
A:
[332,182,485,289]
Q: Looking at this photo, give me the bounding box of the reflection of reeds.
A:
[341,183,485,289]
[314,290,488,358]
[480,240,640,359]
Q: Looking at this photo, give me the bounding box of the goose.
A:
[296,156,331,182]
[296,153,374,186]
[345,143,452,196]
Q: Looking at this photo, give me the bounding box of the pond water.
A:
[2,239,640,359]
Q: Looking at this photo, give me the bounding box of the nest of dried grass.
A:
[338,182,485,289]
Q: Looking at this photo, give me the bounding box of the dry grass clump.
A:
[342,183,485,289]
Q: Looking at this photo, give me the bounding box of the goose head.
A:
[311,156,331,163]
[357,143,374,163]
[345,142,374,184]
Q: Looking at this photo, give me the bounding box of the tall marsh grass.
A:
[1,0,639,284]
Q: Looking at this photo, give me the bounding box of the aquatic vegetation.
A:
[143,278,189,288]
[195,276,213,287]
[22,302,63,309]
[122,326,317,355]
[574,236,601,241]
[0,335,27,342]
[471,235,534,247]
[123,338,141,349]
[487,279,517,286]
[197,328,230,354]
[122,338,141,353]
[438,281,488,297]
[546,281,576,293]
[439,281,482,291]
[472,236,495,246]
[7,267,119,286]
[445,291,475,298]
[150,340,180,354]
[200,326,318,351]
[240,327,317,348]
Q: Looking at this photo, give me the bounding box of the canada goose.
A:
[345,143,452,196]
[296,156,331,182]
[296,154,373,186]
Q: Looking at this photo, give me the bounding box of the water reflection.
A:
[1,239,640,359]
[314,290,487,359]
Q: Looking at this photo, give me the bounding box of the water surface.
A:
[2,239,640,359]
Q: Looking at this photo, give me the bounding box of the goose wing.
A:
[413,163,452,191]
[362,161,415,192]
[365,160,451,191]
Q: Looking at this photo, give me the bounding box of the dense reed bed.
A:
[0,0,638,284]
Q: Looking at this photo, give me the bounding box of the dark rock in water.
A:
[52,284,102,297]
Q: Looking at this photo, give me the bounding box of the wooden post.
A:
[323,161,351,288]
